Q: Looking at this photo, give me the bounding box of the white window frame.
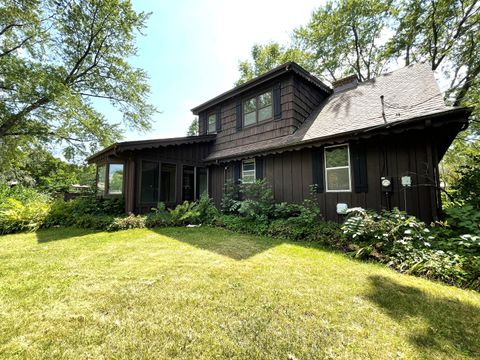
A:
[207,113,216,134]
[324,144,352,192]
[241,159,256,184]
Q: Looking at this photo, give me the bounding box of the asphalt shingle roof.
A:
[205,63,458,162]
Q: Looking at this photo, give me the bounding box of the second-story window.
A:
[243,90,273,126]
[207,114,216,134]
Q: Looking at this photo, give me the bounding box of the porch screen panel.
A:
[196,167,208,199]
[182,165,195,201]
[140,161,159,203]
[160,163,176,203]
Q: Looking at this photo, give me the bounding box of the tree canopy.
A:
[0,0,156,160]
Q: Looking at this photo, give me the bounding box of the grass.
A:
[1,227,479,359]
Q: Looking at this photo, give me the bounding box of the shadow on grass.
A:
[36,227,101,243]
[151,227,285,260]
[367,275,480,357]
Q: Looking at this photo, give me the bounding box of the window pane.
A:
[160,163,176,203]
[258,92,272,108]
[326,168,350,191]
[108,164,123,194]
[258,105,272,121]
[196,167,208,199]
[242,160,255,171]
[244,111,256,126]
[182,165,195,201]
[325,146,349,168]
[243,98,256,113]
[141,161,159,203]
[97,165,106,193]
[242,160,256,183]
[208,114,216,133]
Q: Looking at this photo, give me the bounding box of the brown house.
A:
[87,62,471,222]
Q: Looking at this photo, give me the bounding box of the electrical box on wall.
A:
[401,176,412,187]
[381,176,393,192]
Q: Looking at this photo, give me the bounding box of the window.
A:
[207,114,216,134]
[140,161,159,203]
[160,163,176,203]
[97,165,106,194]
[108,164,124,194]
[242,159,256,184]
[324,144,351,192]
[243,90,272,126]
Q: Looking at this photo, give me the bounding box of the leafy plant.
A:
[107,214,146,231]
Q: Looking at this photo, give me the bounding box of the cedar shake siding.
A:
[87,62,471,223]
[197,73,328,153]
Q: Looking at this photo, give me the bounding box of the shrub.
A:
[0,184,52,234]
[342,207,480,290]
[221,180,240,214]
[107,214,146,231]
[44,196,125,228]
[219,214,269,236]
[145,203,172,228]
[75,214,115,230]
[444,204,480,235]
[238,179,274,221]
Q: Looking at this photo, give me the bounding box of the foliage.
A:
[0,0,156,160]
[444,204,480,235]
[0,184,51,234]
[45,196,124,228]
[342,207,480,290]
[107,213,146,231]
[221,179,240,214]
[186,117,199,136]
[237,179,275,221]
[236,42,316,85]
[449,154,480,208]
[0,146,95,192]
[219,214,269,236]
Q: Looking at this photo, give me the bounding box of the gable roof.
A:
[205,63,471,162]
[86,134,216,163]
[191,62,332,115]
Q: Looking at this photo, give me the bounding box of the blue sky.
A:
[98,0,324,141]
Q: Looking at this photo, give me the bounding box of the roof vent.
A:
[332,74,358,93]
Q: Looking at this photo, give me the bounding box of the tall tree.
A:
[0,0,156,159]
[186,117,199,136]
[236,42,315,85]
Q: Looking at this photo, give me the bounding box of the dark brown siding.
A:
[208,129,443,223]
[199,73,328,156]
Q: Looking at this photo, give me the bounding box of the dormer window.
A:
[243,90,273,126]
[207,114,216,134]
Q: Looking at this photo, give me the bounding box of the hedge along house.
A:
[87,62,471,222]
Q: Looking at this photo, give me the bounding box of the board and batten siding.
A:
[210,130,441,223]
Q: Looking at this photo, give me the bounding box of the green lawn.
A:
[1,227,479,359]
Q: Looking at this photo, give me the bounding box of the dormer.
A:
[191,62,332,152]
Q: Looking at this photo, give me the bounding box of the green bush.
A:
[0,184,52,234]
[107,214,146,231]
[75,214,115,230]
[221,179,240,214]
[444,204,480,235]
[44,196,125,228]
[342,207,480,290]
[219,214,269,236]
